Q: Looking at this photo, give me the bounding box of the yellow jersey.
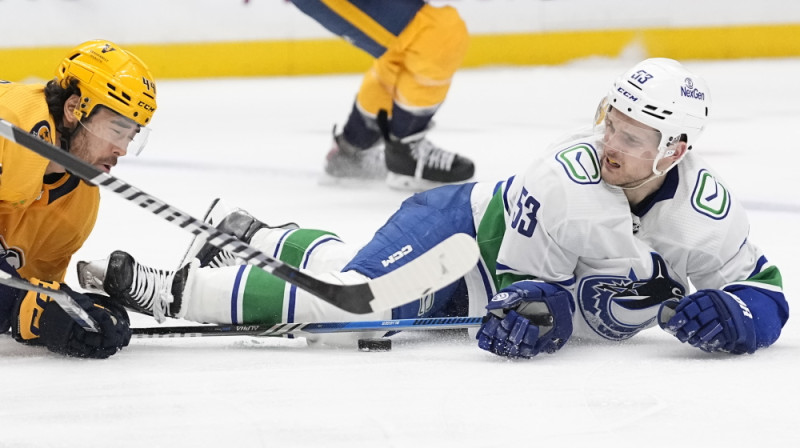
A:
[0,82,99,282]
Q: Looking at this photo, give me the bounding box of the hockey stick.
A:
[0,271,99,332]
[133,316,486,338]
[0,118,479,315]
[132,315,554,338]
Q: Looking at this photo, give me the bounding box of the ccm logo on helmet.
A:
[138,101,155,112]
[616,86,639,102]
[681,77,705,100]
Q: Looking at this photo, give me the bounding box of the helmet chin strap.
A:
[651,135,687,176]
[615,152,683,192]
[56,99,87,153]
[56,122,73,152]
[614,145,685,191]
[614,171,665,191]
[651,158,680,177]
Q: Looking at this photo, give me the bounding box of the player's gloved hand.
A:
[477,280,574,358]
[658,289,756,354]
[12,279,131,359]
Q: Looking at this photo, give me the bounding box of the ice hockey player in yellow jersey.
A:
[0,40,157,358]
[291,0,475,190]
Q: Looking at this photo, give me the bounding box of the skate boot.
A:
[376,111,475,191]
[324,126,387,180]
[384,129,475,191]
[77,251,193,322]
[186,198,299,269]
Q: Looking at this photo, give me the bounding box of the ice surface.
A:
[1,58,798,447]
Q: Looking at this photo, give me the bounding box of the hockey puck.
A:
[358,337,392,352]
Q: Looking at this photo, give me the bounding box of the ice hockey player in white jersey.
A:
[80,58,787,358]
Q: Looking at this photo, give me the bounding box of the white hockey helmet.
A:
[605,58,710,171]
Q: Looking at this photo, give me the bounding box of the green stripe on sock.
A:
[240,229,338,324]
[278,229,338,268]
[241,267,285,325]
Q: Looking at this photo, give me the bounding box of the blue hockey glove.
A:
[477,280,574,359]
[658,289,757,354]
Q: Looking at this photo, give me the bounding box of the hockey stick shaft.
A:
[0,271,99,332]
[0,119,479,315]
[131,315,553,338]
[134,317,482,338]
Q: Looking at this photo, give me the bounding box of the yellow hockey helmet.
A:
[56,40,157,127]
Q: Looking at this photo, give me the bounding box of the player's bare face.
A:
[599,108,661,187]
[70,108,139,173]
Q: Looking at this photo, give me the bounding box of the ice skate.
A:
[324,127,388,180]
[184,198,299,269]
[375,111,475,191]
[384,128,475,191]
[77,251,193,322]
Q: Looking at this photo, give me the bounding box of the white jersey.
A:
[138,129,781,351]
[468,131,760,341]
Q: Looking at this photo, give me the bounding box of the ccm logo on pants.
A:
[382,245,413,267]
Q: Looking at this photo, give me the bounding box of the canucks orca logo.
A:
[578,253,685,340]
